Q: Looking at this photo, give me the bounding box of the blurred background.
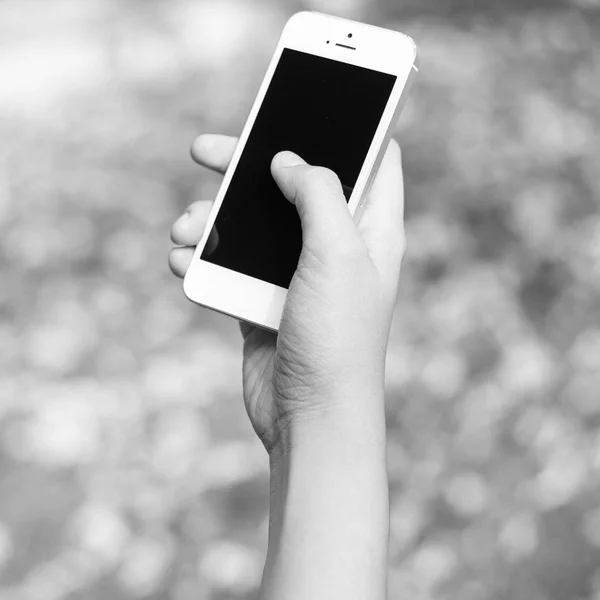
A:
[1,0,600,598]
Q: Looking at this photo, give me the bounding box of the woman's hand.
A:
[169,134,405,460]
[170,134,405,600]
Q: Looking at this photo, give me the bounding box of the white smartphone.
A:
[183,11,418,332]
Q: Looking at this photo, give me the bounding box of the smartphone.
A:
[183,11,418,332]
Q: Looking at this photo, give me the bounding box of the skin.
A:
[169,133,405,600]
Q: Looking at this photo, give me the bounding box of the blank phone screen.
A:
[201,48,396,289]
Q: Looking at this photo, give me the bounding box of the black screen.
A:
[201,48,396,289]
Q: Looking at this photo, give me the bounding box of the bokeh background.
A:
[1,0,600,598]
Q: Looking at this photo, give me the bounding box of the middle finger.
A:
[170,200,213,247]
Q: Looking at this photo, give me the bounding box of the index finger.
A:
[191,134,239,174]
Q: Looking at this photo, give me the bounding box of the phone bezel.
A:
[183,11,417,332]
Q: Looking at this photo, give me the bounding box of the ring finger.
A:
[169,200,215,278]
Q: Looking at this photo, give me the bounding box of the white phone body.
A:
[183,11,418,332]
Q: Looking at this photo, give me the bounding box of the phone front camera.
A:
[348,33,353,38]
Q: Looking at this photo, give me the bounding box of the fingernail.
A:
[276,151,305,168]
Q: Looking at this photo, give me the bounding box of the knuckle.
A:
[302,166,341,192]
[312,166,340,186]
[184,200,200,214]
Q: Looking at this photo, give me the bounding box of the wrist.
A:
[267,387,390,528]
[268,385,388,470]
[269,419,389,505]
[263,394,390,599]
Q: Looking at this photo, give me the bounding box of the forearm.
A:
[259,394,390,600]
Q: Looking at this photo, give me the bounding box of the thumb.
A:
[271,151,362,252]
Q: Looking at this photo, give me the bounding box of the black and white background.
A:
[1,0,600,598]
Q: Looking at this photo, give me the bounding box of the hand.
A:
[169,135,405,458]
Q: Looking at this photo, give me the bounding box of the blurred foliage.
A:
[1,0,600,598]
